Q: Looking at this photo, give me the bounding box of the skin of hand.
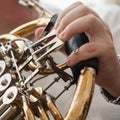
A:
[52,1,120,97]
[0,0,38,34]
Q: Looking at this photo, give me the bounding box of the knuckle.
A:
[107,40,114,49]
[85,43,97,53]
[87,14,98,22]
[76,5,87,14]
[78,5,96,16]
[73,1,83,6]
[101,38,114,52]
[86,14,100,30]
[80,5,89,12]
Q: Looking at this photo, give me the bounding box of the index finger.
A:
[54,1,83,28]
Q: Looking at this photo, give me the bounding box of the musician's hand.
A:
[35,27,45,38]
[54,2,120,97]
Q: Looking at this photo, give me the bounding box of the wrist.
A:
[101,88,120,105]
[103,59,120,97]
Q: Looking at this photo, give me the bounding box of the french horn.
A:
[0,0,98,120]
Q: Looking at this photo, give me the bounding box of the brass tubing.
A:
[46,95,63,120]
[22,95,35,120]
[14,111,24,120]
[0,97,2,106]
[0,104,10,115]
[0,4,97,119]
[37,104,49,120]
[0,105,20,120]
[10,18,50,37]
[64,67,96,120]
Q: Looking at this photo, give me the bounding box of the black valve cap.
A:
[65,33,98,82]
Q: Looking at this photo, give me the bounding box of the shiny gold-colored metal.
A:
[10,17,50,37]
[46,95,63,120]
[0,0,96,120]
[65,67,96,120]
[22,95,36,120]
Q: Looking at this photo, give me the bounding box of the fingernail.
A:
[59,31,65,40]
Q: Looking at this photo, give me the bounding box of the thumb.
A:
[35,27,45,38]
[66,42,101,66]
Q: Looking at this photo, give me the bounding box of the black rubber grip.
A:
[65,33,98,82]
[47,14,98,82]
[44,14,58,33]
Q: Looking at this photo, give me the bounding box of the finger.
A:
[66,42,102,66]
[35,27,45,38]
[103,22,113,39]
[56,5,100,34]
[58,14,107,41]
[54,1,83,28]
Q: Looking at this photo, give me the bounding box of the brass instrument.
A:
[0,0,97,120]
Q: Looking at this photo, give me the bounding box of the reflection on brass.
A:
[46,95,63,120]
[0,105,21,120]
[64,67,96,120]
[37,104,49,120]
[22,95,35,120]
[0,0,96,120]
